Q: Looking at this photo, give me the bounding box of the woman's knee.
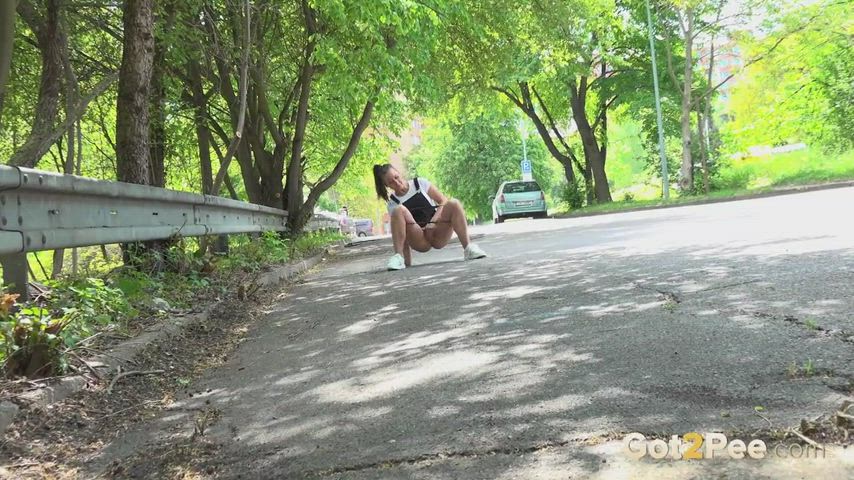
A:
[391,205,410,221]
[446,198,463,212]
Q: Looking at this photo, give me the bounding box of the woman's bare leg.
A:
[426,199,470,249]
[402,242,412,267]
[391,206,432,254]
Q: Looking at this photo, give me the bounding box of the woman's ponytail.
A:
[373,164,392,201]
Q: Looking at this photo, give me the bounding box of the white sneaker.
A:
[387,253,406,270]
[464,243,487,260]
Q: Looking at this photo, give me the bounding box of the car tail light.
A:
[499,194,505,203]
[540,191,545,200]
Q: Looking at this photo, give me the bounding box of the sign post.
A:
[521,159,533,181]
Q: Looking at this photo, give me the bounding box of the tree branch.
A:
[661,27,682,94]
[10,72,117,167]
[491,85,524,110]
[304,100,375,209]
[211,0,251,195]
[531,85,576,163]
[696,10,822,102]
[592,95,618,132]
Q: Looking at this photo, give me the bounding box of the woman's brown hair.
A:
[373,164,393,201]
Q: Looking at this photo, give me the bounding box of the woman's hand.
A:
[425,204,444,229]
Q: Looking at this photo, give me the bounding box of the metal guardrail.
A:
[0,165,339,297]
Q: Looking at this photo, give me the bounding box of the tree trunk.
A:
[285,38,315,223]
[0,0,17,126]
[116,0,155,265]
[678,8,695,192]
[210,0,250,196]
[296,100,375,232]
[493,84,580,186]
[116,0,154,186]
[73,119,81,274]
[148,38,166,188]
[570,78,612,203]
[696,108,710,194]
[11,0,64,168]
[188,59,213,195]
[583,161,594,205]
[705,97,720,159]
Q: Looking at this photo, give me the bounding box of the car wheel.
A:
[534,211,548,219]
[357,232,367,237]
[494,215,504,224]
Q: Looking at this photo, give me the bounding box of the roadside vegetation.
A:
[551,149,854,217]
[0,230,343,380]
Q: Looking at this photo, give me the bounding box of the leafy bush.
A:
[1,295,68,378]
[293,230,344,257]
[45,277,134,347]
[561,180,585,209]
[0,229,344,378]
[711,164,754,191]
[221,230,343,273]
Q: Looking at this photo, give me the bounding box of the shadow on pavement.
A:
[86,213,854,478]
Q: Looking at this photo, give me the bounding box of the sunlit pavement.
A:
[93,188,854,478]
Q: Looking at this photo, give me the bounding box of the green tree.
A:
[407,103,559,220]
[439,0,684,205]
[723,0,853,153]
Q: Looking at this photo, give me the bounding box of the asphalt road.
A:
[94,188,854,478]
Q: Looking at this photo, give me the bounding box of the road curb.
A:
[554,180,854,220]
[1,245,339,432]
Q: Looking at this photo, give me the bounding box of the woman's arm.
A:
[427,184,448,206]
[426,184,449,228]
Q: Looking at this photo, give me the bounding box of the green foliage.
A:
[714,149,854,190]
[788,359,816,378]
[561,180,586,210]
[0,295,67,378]
[710,164,753,191]
[605,118,651,190]
[221,230,344,274]
[0,276,133,378]
[114,270,154,301]
[407,103,561,220]
[293,230,346,256]
[722,0,853,153]
[221,233,290,274]
[45,277,134,348]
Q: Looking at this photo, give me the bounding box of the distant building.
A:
[387,117,424,175]
[696,38,744,102]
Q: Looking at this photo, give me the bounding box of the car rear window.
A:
[503,182,542,193]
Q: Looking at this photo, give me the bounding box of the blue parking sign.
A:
[521,160,532,173]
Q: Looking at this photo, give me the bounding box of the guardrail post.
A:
[213,235,229,255]
[0,253,29,300]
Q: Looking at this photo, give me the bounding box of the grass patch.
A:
[553,187,754,217]
[550,149,854,218]
[726,149,854,189]
[788,359,816,379]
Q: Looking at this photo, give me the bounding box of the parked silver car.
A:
[353,219,374,237]
[491,181,548,223]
